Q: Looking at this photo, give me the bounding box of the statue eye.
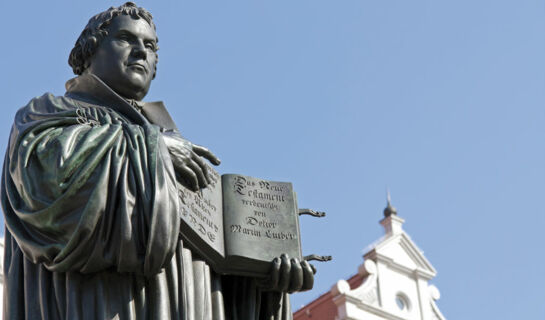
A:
[145,42,156,51]
[116,34,130,42]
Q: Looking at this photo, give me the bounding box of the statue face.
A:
[86,15,158,101]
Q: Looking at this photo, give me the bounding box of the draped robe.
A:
[1,74,291,320]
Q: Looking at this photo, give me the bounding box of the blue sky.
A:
[1,1,544,319]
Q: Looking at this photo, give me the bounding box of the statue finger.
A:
[301,260,315,291]
[178,165,199,191]
[187,160,208,189]
[288,258,303,293]
[193,144,221,165]
[277,254,291,292]
[191,152,211,185]
[268,257,281,290]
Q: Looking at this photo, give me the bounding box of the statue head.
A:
[69,2,159,101]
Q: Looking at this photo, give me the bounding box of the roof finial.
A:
[384,188,397,217]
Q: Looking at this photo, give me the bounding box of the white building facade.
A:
[295,201,445,320]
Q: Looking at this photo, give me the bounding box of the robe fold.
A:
[1,74,291,320]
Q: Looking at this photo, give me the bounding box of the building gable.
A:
[294,199,446,320]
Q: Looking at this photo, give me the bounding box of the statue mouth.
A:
[127,63,148,73]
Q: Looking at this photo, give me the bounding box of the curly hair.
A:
[68,2,158,76]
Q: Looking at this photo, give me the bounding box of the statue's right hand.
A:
[259,254,316,293]
[161,131,220,191]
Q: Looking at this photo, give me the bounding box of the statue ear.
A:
[84,36,98,54]
[82,35,100,70]
[89,36,98,46]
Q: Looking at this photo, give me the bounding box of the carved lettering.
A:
[246,217,258,225]
[189,203,220,238]
[242,227,261,237]
[247,189,285,202]
[233,176,247,195]
[193,196,214,216]
[259,181,270,190]
[257,181,284,192]
[207,232,216,242]
[203,197,217,212]
[229,224,262,238]
[265,230,297,240]
[240,199,279,211]
[254,210,266,217]
[245,216,277,229]
[269,185,283,192]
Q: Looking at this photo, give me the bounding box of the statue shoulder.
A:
[20,93,79,114]
[16,93,108,123]
[15,93,135,131]
[11,93,92,131]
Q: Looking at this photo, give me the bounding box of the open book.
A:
[141,105,322,277]
[176,169,302,277]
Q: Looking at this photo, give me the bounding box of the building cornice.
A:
[334,294,408,320]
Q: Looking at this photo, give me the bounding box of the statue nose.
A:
[132,43,147,60]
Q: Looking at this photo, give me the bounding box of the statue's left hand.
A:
[260,254,316,293]
[161,131,221,191]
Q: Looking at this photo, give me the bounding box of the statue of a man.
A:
[1,2,314,319]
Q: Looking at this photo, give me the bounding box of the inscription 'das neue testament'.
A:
[228,176,297,241]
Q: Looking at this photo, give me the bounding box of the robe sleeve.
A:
[1,93,181,275]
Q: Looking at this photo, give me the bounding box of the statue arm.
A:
[2,95,180,275]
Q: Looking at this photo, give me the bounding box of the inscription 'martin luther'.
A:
[178,170,302,277]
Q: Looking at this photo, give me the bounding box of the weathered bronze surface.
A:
[1,2,314,319]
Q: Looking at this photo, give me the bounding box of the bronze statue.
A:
[2,2,314,319]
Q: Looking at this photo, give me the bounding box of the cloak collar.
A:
[65,74,179,131]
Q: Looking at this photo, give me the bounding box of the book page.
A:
[178,166,225,259]
[222,174,301,265]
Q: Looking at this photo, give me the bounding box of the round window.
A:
[395,293,410,311]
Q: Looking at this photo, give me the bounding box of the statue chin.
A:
[102,74,151,101]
